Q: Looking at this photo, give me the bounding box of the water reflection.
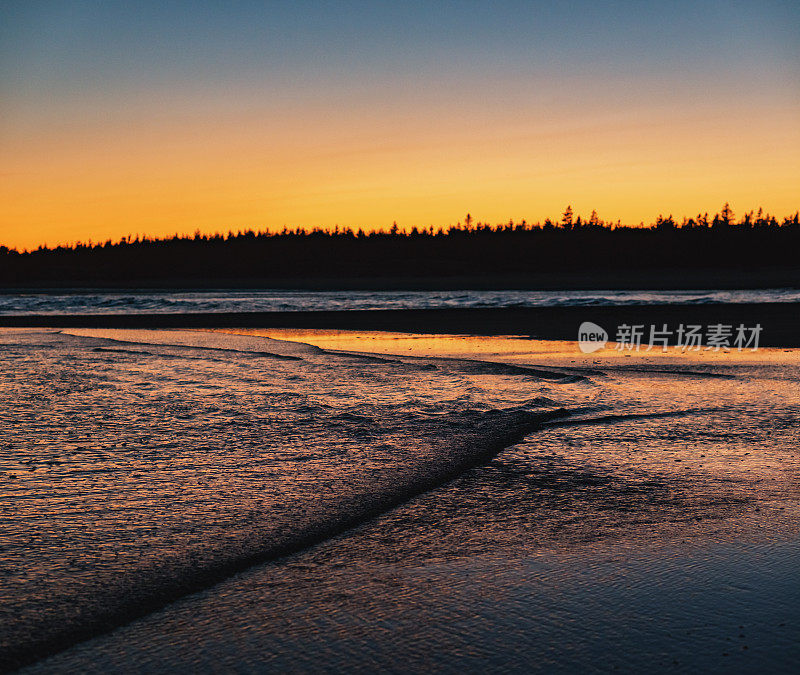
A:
[2,328,799,671]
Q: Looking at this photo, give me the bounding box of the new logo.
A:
[578,321,608,353]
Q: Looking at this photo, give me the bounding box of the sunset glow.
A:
[2,1,798,250]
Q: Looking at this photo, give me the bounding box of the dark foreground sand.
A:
[2,302,800,346]
[22,537,800,674]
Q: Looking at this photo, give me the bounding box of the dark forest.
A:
[3,205,799,287]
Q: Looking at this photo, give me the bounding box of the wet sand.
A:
[9,330,800,673]
[23,537,800,674]
[2,301,800,346]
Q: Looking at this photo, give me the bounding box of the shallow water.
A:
[2,328,799,671]
[3,288,800,315]
[26,536,800,674]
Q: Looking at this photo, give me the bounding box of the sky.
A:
[1,0,799,250]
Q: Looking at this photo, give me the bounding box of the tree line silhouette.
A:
[2,204,798,286]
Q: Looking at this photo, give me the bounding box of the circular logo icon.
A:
[578,321,608,353]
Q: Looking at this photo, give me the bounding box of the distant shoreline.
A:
[3,303,799,347]
[1,267,800,293]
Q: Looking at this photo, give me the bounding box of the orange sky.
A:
[3,98,798,251]
[2,2,799,250]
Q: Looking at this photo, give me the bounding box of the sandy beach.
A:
[2,326,799,672]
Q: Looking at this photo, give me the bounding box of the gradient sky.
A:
[2,0,799,249]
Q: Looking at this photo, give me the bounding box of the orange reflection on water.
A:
[217,327,800,367]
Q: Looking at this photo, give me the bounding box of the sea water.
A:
[1,328,799,671]
[2,288,800,315]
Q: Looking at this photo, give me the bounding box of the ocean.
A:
[2,326,799,672]
[2,288,800,315]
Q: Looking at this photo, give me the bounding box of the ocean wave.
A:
[62,328,320,359]
[1,402,570,670]
[2,288,800,315]
[0,328,583,670]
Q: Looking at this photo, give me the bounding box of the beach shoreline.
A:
[3,325,800,673]
[2,302,799,347]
